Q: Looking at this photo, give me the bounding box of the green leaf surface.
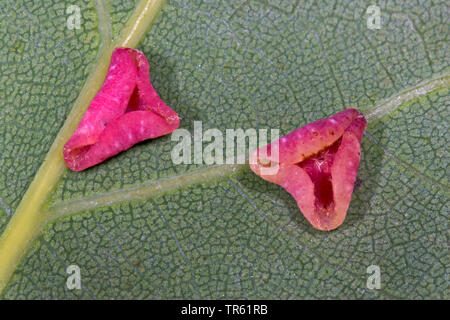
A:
[0,0,448,299]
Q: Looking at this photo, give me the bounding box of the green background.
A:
[0,0,448,298]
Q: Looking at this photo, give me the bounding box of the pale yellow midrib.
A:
[0,0,166,294]
[363,74,450,122]
[95,0,112,46]
[44,164,246,222]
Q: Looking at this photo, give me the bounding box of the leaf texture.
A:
[0,0,448,299]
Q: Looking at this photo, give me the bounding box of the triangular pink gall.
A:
[250,108,367,231]
[63,48,180,171]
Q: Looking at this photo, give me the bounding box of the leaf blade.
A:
[1,0,448,299]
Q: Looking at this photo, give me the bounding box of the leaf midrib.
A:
[94,0,112,46]
[45,164,246,222]
[0,0,166,294]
